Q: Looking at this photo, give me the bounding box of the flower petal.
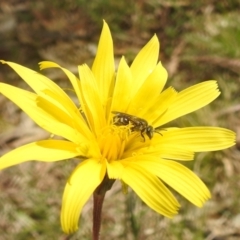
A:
[91,21,115,107]
[78,64,106,135]
[130,35,159,97]
[0,140,83,169]
[107,160,124,179]
[1,60,76,108]
[112,57,133,112]
[155,81,220,126]
[130,157,210,207]
[61,159,106,233]
[0,83,88,144]
[1,60,90,137]
[39,61,82,106]
[119,87,175,126]
[156,127,236,151]
[39,62,102,141]
[37,92,93,142]
[128,62,168,115]
[137,87,176,125]
[121,163,180,217]
[122,131,194,161]
[145,145,194,161]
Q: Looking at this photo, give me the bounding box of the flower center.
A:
[97,125,130,161]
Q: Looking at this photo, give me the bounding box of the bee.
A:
[112,111,162,141]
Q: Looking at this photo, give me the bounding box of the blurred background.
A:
[0,0,240,239]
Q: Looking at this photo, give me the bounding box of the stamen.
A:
[97,124,131,161]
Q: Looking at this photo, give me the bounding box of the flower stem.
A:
[92,192,105,240]
[92,175,115,240]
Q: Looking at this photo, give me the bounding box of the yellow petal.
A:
[0,83,87,143]
[143,87,177,124]
[122,131,194,161]
[78,64,106,135]
[121,163,180,217]
[61,159,106,233]
[0,140,82,169]
[1,61,73,103]
[91,21,115,107]
[130,35,159,97]
[157,127,236,151]
[147,145,194,161]
[112,57,132,112]
[128,62,168,115]
[131,157,210,207]
[39,61,82,107]
[129,87,177,124]
[39,61,103,140]
[106,160,124,179]
[1,60,88,133]
[36,92,92,141]
[156,81,220,126]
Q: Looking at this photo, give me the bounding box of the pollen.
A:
[97,124,131,161]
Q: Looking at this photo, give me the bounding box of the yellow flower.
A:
[0,21,235,234]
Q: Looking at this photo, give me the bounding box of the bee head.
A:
[146,126,154,139]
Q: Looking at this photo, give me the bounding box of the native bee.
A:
[112,111,162,141]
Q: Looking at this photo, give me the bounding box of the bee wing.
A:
[154,126,167,132]
[112,111,148,126]
[112,111,121,115]
[112,111,132,117]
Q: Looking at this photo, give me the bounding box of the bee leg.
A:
[141,130,145,142]
[155,129,167,136]
[155,131,163,136]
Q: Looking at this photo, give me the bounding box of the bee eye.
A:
[146,126,154,139]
